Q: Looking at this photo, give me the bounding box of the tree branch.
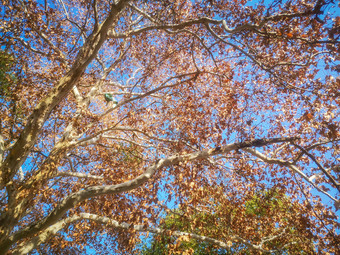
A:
[13,212,290,255]
[7,137,299,246]
[52,171,103,180]
[0,0,131,190]
[100,71,200,117]
[291,142,340,192]
[243,147,338,202]
[0,134,4,168]
[11,215,82,255]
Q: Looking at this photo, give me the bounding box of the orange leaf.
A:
[287,33,294,38]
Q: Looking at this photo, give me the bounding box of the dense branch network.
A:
[12,212,291,255]
[0,0,339,253]
[7,137,296,244]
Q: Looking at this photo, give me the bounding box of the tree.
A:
[0,0,339,254]
[137,187,316,254]
[137,208,230,255]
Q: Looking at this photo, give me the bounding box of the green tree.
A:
[138,187,314,254]
[138,209,228,255]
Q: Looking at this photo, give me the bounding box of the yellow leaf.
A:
[178,235,190,242]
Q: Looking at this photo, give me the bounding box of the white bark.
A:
[13,212,289,255]
[243,147,338,202]
[7,137,298,247]
[53,171,104,180]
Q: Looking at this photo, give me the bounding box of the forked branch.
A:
[7,137,298,247]
[12,212,291,255]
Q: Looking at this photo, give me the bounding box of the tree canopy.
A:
[0,0,339,254]
[138,187,313,254]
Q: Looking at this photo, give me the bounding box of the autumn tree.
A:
[0,0,339,254]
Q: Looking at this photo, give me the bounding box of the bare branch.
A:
[102,136,153,149]
[108,17,223,38]
[53,171,103,180]
[14,37,47,56]
[92,0,99,31]
[108,6,324,39]
[292,142,340,192]
[243,147,338,202]
[100,71,200,117]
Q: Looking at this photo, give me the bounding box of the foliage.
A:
[0,0,339,254]
[138,209,228,255]
[138,187,315,254]
[0,51,15,99]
